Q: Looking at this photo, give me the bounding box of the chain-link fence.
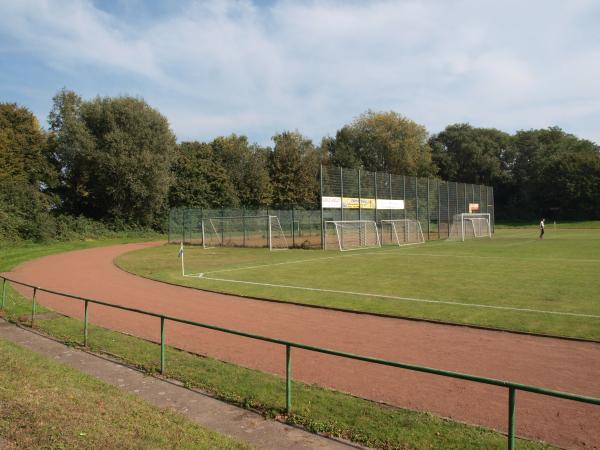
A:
[169,208,323,248]
[169,165,494,248]
[320,165,493,242]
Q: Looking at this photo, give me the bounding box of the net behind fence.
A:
[169,165,494,248]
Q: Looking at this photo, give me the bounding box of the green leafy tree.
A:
[48,89,176,228]
[539,151,600,219]
[169,141,238,208]
[0,103,56,240]
[510,127,599,218]
[270,131,320,208]
[429,124,512,185]
[211,134,272,207]
[329,111,437,176]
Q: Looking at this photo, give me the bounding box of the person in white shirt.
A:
[539,218,545,239]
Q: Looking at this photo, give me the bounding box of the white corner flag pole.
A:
[178,242,185,276]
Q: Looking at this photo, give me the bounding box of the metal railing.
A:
[1,275,598,449]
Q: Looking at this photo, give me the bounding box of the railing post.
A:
[160,317,166,374]
[508,387,516,450]
[286,344,292,414]
[84,300,89,346]
[1,278,6,309]
[31,287,37,326]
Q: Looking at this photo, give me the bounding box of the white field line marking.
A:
[202,243,425,275]
[196,275,600,319]
[201,247,600,276]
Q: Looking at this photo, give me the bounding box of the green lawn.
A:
[0,335,251,450]
[117,226,600,340]
[0,237,557,449]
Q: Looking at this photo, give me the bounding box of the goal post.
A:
[380,219,425,246]
[201,215,288,250]
[448,213,492,241]
[324,220,381,251]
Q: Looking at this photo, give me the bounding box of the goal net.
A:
[324,220,381,251]
[448,213,492,241]
[380,219,425,246]
[201,215,288,250]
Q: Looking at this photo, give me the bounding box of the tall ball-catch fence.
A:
[169,165,494,249]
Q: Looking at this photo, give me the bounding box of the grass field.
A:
[0,337,251,450]
[0,237,558,449]
[117,226,600,341]
[0,286,553,450]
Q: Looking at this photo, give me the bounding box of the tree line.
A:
[1,89,599,241]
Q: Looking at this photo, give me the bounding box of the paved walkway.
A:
[0,319,362,450]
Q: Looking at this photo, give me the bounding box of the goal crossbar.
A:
[324,220,381,251]
[201,215,288,250]
[449,213,492,241]
[380,219,425,246]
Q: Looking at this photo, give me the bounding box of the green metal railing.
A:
[1,275,598,449]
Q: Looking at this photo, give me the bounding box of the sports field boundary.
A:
[114,259,600,344]
[2,274,599,450]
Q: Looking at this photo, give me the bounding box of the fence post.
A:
[1,278,6,309]
[292,206,296,248]
[426,178,430,240]
[31,287,37,326]
[358,169,362,221]
[320,164,325,249]
[160,317,166,374]
[389,173,393,221]
[286,344,292,414]
[508,387,516,450]
[437,179,441,239]
[182,209,186,244]
[340,167,344,222]
[403,176,407,220]
[84,300,89,346]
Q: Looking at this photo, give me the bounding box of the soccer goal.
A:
[448,213,492,241]
[324,220,381,251]
[201,215,288,250]
[380,219,425,246]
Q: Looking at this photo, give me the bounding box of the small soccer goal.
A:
[448,213,492,241]
[324,220,381,251]
[200,215,288,250]
[380,219,425,246]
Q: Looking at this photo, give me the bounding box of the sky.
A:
[1,0,599,146]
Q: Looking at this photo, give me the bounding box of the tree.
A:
[270,131,320,208]
[510,127,600,219]
[539,151,600,219]
[0,103,55,240]
[48,90,176,228]
[169,142,238,208]
[328,111,437,176]
[429,124,512,185]
[211,134,272,207]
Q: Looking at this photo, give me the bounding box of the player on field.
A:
[539,218,545,239]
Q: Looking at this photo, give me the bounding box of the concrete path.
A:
[0,319,363,450]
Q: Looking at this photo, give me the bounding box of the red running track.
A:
[5,242,600,449]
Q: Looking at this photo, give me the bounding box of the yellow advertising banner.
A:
[342,197,376,209]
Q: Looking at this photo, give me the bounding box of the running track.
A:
[6,242,600,449]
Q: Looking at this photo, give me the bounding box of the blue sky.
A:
[1,0,599,146]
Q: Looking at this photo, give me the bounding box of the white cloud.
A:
[0,0,599,144]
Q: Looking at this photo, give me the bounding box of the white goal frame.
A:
[201,215,288,251]
[324,220,381,251]
[380,219,425,246]
[449,213,492,241]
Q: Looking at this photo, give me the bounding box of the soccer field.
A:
[116,226,600,341]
